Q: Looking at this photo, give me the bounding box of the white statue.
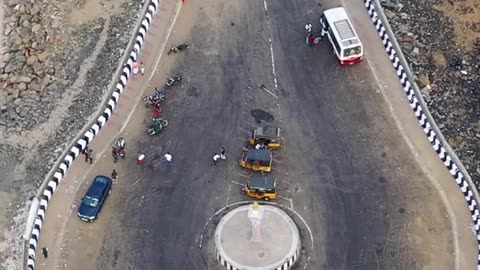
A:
[248,202,265,242]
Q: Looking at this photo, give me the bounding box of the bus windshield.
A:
[344,46,362,58]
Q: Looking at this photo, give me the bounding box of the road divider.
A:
[24,0,163,269]
[363,0,480,268]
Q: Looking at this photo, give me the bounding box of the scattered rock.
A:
[31,24,41,33]
[17,83,27,91]
[37,52,48,62]
[432,51,448,68]
[417,74,430,87]
[25,55,38,65]
[387,0,480,186]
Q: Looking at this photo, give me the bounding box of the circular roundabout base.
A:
[214,205,301,270]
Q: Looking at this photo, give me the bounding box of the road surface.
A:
[36,0,477,269]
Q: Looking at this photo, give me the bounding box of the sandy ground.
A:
[434,0,480,52]
[32,0,478,269]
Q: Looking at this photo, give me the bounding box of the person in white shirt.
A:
[164,152,173,166]
[213,153,220,166]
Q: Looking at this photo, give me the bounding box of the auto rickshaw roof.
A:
[246,149,272,162]
[255,126,280,139]
[250,175,276,189]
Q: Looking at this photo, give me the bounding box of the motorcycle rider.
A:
[115,138,126,158]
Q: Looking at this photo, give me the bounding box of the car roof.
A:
[255,126,280,138]
[246,149,272,161]
[250,175,276,189]
[86,175,111,198]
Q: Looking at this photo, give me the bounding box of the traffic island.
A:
[214,203,301,270]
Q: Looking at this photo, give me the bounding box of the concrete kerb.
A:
[198,201,314,269]
[363,0,480,268]
[23,0,162,269]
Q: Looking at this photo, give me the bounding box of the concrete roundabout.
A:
[214,204,301,270]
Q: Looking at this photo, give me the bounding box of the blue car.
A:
[77,175,112,222]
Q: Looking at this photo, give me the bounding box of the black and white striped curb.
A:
[216,247,299,270]
[363,0,480,268]
[26,0,160,269]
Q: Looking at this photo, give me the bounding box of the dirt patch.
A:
[434,0,480,52]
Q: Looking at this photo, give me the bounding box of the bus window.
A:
[344,46,362,57]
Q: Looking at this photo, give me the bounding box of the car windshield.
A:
[344,46,361,57]
[83,196,99,207]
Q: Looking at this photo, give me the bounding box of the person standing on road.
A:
[220,147,226,160]
[112,147,118,163]
[111,169,118,184]
[140,62,145,75]
[82,147,89,163]
[213,153,220,166]
[87,148,93,164]
[164,152,173,166]
[42,247,48,258]
[137,153,146,169]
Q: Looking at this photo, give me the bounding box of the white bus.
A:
[320,7,363,66]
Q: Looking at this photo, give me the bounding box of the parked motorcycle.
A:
[147,119,169,136]
[168,43,190,55]
[166,74,182,87]
[143,89,166,108]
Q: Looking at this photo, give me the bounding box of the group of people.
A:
[305,23,324,47]
[112,137,126,163]
[212,147,226,166]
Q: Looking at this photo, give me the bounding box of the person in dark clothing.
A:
[82,147,89,162]
[220,147,226,160]
[42,247,48,258]
[86,149,93,164]
[111,169,118,184]
[112,147,118,163]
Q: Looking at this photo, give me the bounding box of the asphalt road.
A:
[96,0,456,269]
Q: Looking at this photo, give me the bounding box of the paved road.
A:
[95,0,460,269]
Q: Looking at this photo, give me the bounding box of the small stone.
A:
[18,76,32,83]
[31,24,41,33]
[417,74,430,88]
[17,83,27,91]
[26,55,38,65]
[432,51,447,69]
[412,47,419,54]
[37,52,48,62]
[22,20,31,28]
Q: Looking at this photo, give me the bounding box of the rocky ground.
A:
[0,0,143,268]
[384,0,480,186]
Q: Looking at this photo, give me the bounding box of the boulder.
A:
[26,55,38,65]
[37,52,48,62]
[18,76,32,83]
[31,24,41,33]
[432,51,448,69]
[417,74,430,87]
[17,82,27,91]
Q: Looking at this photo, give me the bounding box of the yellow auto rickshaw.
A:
[242,175,277,200]
[239,149,273,172]
[249,126,281,149]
